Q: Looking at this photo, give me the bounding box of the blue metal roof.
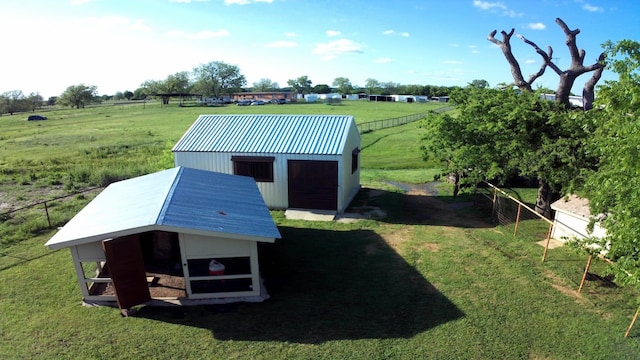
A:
[172,114,355,155]
[45,167,280,250]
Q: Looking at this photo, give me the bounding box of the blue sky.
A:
[1,0,638,98]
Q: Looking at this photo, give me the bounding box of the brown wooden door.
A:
[287,160,338,210]
[102,235,151,311]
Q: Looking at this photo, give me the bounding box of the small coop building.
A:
[45,167,280,309]
[172,114,361,213]
[550,195,606,242]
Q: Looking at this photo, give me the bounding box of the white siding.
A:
[551,211,607,242]
[338,123,362,213]
[181,233,251,258]
[175,152,345,210]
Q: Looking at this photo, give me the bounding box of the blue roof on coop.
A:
[45,167,280,250]
[172,114,356,155]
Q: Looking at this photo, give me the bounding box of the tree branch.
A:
[488,29,531,91]
[516,34,553,83]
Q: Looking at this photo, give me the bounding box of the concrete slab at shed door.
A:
[102,235,151,313]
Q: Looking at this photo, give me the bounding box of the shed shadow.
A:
[134,227,464,343]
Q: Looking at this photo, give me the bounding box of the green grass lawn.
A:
[1,101,640,359]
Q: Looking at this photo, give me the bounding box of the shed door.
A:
[288,160,338,210]
[102,235,151,311]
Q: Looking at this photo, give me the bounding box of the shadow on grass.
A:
[134,227,464,343]
[349,186,495,228]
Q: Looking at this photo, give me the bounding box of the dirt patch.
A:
[422,243,440,252]
[543,270,586,304]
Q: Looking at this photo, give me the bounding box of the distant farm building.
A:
[173,114,361,213]
[45,167,280,311]
[233,91,296,103]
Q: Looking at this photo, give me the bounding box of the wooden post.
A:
[578,254,593,294]
[514,203,522,237]
[542,223,553,262]
[625,305,640,338]
[44,201,52,228]
[492,187,498,220]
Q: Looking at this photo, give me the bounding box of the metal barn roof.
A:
[172,114,356,155]
[45,167,281,250]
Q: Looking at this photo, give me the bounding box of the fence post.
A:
[578,254,593,294]
[541,223,553,262]
[513,203,522,237]
[44,201,52,228]
[491,187,498,219]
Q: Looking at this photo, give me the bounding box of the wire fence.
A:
[0,187,103,229]
[473,182,555,261]
[356,106,453,134]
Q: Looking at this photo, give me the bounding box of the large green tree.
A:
[332,77,353,94]
[192,61,245,98]
[252,78,279,92]
[286,76,312,94]
[0,90,30,115]
[582,40,640,284]
[57,84,99,109]
[422,87,597,217]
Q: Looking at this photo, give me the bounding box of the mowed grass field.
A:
[1,101,640,359]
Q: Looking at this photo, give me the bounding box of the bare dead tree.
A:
[487,29,550,91]
[488,18,606,109]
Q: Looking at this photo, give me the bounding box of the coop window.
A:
[351,148,360,174]
[232,156,275,182]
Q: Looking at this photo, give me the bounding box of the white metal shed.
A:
[172,114,361,213]
[45,167,280,311]
[550,195,606,242]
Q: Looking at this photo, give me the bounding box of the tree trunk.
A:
[535,179,556,219]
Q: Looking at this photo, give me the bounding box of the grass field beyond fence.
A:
[1,101,640,359]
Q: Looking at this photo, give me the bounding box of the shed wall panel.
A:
[551,212,607,242]
[182,233,251,257]
[76,241,106,261]
[338,123,362,212]
[175,151,342,210]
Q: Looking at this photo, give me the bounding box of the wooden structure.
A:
[45,167,280,312]
[173,114,361,213]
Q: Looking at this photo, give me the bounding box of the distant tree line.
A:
[2,59,462,113]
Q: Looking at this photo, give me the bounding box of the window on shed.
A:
[351,148,360,174]
[232,156,275,182]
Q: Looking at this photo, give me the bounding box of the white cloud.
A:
[472,0,506,11]
[373,57,392,64]
[383,29,409,37]
[583,3,604,12]
[525,59,536,64]
[167,29,230,39]
[450,43,460,48]
[473,0,522,17]
[225,0,272,4]
[264,40,297,48]
[285,32,297,37]
[170,0,210,2]
[312,38,364,60]
[526,22,546,30]
[326,30,341,37]
[71,0,91,5]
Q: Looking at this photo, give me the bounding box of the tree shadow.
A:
[134,227,464,343]
[347,185,495,228]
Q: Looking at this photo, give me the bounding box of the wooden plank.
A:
[102,235,151,313]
